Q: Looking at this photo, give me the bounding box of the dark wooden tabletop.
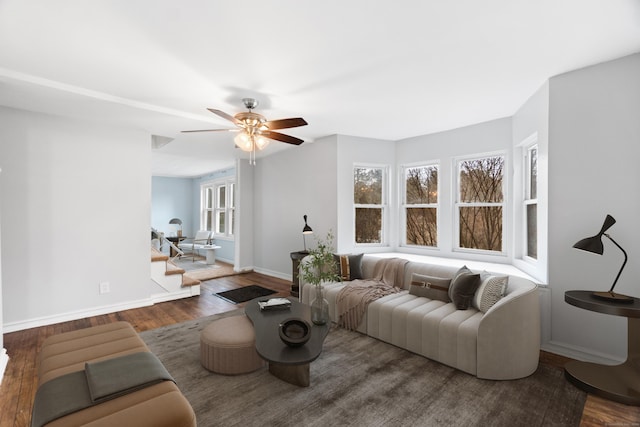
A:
[565,290,640,318]
[245,297,329,365]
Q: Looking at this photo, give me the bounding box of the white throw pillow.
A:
[473,272,508,313]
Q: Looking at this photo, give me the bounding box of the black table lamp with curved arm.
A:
[302,215,313,252]
[573,214,633,303]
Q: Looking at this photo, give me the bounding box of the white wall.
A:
[0,167,7,382]
[252,137,338,278]
[395,118,513,263]
[0,107,152,330]
[151,176,193,238]
[547,52,640,362]
[235,159,254,272]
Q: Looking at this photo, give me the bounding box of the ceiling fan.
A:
[182,98,307,164]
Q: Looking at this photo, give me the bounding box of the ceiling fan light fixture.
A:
[234,132,253,152]
[234,132,269,152]
[183,98,308,165]
[255,135,269,150]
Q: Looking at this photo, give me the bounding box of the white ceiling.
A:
[1,1,639,177]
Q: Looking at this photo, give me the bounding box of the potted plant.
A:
[299,230,341,324]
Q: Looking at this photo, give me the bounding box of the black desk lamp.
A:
[573,214,633,303]
[302,214,313,252]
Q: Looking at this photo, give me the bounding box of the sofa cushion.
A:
[334,253,364,281]
[473,272,508,313]
[409,273,451,302]
[448,266,481,310]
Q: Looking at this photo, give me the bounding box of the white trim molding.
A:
[3,299,153,334]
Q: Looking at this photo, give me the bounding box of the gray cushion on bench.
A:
[85,351,174,402]
[31,370,91,427]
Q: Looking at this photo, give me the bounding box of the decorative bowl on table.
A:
[278,318,311,347]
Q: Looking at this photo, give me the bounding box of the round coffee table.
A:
[245,297,329,387]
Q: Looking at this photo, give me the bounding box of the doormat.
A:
[214,285,276,304]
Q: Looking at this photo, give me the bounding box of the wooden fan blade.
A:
[263,117,308,130]
[261,130,304,145]
[207,108,242,126]
[181,128,239,133]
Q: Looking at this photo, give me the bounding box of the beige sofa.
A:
[300,255,540,380]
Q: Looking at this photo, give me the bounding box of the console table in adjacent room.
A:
[564,290,640,405]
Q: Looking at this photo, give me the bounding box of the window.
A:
[202,180,235,238]
[215,185,226,234]
[403,164,438,247]
[524,145,537,259]
[456,154,505,252]
[354,166,386,244]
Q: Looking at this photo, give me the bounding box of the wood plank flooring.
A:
[1,272,638,427]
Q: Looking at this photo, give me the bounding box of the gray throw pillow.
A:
[333,253,364,281]
[449,266,481,310]
[409,273,451,302]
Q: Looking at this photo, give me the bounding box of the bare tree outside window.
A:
[355,208,382,243]
[458,156,504,251]
[354,167,384,244]
[405,165,438,246]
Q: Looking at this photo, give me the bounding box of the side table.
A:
[290,251,309,298]
[564,290,640,405]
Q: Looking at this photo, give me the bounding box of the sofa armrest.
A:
[476,284,540,380]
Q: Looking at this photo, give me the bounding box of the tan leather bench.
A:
[34,322,196,427]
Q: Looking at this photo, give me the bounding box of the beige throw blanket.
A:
[336,258,408,330]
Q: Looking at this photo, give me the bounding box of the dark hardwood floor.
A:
[1,271,638,427]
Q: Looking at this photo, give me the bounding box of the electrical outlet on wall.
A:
[99,282,110,294]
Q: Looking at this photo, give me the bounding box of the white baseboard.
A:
[253,266,290,281]
[3,298,153,333]
[217,256,233,265]
[542,340,624,365]
[151,286,200,303]
[0,348,8,385]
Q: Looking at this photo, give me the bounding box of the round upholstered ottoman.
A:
[200,315,265,375]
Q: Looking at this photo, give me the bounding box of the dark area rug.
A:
[214,285,276,304]
[140,311,586,427]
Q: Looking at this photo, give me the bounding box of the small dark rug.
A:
[214,285,276,304]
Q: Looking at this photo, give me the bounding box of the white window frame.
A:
[353,164,388,247]
[401,162,439,248]
[201,178,235,240]
[523,142,538,263]
[454,152,507,256]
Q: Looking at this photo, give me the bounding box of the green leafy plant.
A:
[299,230,341,287]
